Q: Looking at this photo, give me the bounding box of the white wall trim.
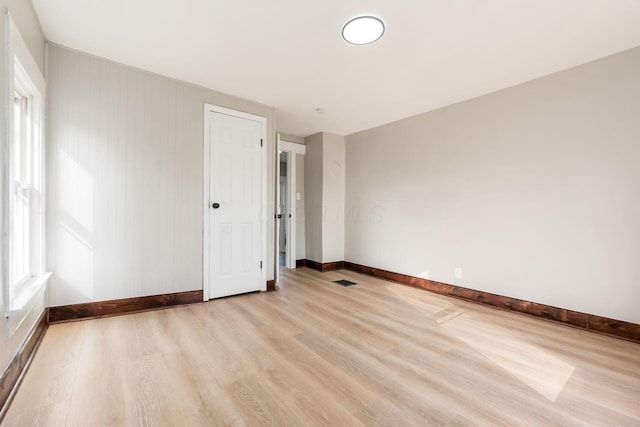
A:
[3,10,47,334]
[275,133,281,282]
[286,153,296,269]
[276,134,305,273]
[203,104,267,301]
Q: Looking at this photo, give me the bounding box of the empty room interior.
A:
[1,0,640,425]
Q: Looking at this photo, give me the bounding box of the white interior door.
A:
[284,154,295,269]
[207,108,264,299]
[279,175,287,253]
[275,136,306,275]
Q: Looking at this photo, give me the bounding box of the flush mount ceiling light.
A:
[342,16,385,45]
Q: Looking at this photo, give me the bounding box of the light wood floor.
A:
[3,268,640,426]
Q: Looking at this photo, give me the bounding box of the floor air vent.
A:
[333,279,357,287]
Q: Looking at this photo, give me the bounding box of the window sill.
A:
[7,272,51,315]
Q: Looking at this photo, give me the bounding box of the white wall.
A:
[303,132,345,263]
[321,133,345,263]
[304,133,323,262]
[46,44,276,306]
[346,46,640,324]
[279,133,304,145]
[0,1,46,376]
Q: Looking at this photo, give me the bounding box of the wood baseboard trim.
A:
[304,259,345,272]
[48,290,203,323]
[344,261,640,343]
[304,259,323,271]
[266,280,276,292]
[296,259,306,268]
[0,309,49,423]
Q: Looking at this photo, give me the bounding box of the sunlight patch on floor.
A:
[440,312,575,401]
[386,284,453,314]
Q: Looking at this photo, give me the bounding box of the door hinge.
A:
[260,261,263,269]
[260,138,263,147]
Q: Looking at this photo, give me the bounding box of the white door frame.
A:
[203,104,267,301]
[277,151,291,267]
[275,134,306,277]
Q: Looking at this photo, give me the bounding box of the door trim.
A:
[275,135,306,278]
[203,104,267,301]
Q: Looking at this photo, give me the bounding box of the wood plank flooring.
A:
[3,268,640,426]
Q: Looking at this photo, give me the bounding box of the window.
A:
[9,61,39,294]
[3,13,47,324]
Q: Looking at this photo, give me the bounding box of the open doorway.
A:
[275,135,306,281]
[279,151,290,267]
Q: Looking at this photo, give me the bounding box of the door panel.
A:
[209,111,262,299]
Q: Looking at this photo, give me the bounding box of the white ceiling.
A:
[33,0,640,137]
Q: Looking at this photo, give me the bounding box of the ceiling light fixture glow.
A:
[342,16,385,45]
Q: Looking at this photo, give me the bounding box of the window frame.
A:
[9,62,40,295]
[3,11,47,323]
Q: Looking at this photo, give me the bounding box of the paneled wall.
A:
[46,44,276,306]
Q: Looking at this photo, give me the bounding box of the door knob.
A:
[211,202,220,209]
